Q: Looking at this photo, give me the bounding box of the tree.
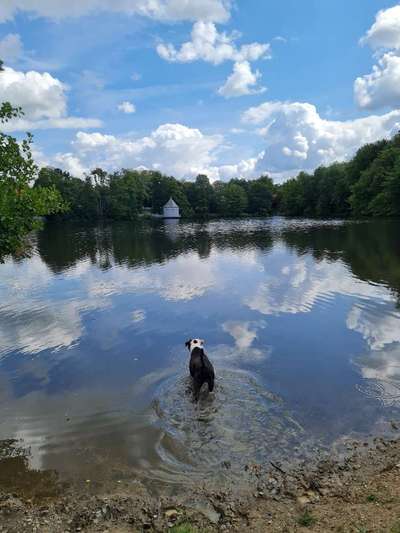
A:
[215,182,248,216]
[35,167,98,220]
[185,174,215,216]
[89,167,109,217]
[248,176,274,215]
[107,169,147,220]
[350,143,399,216]
[0,102,65,259]
[278,177,305,216]
[347,139,389,185]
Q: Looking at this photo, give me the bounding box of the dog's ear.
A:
[185,339,192,349]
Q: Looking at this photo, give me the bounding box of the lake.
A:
[1,218,400,492]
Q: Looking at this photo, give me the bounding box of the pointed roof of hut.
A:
[164,197,179,208]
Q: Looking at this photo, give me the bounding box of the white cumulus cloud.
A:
[49,123,262,181]
[0,0,231,23]
[0,66,101,131]
[0,66,66,119]
[355,52,400,109]
[53,153,89,177]
[218,60,266,98]
[216,153,264,181]
[65,123,222,179]
[157,20,270,65]
[360,5,400,50]
[117,101,136,114]
[355,5,400,109]
[242,100,400,174]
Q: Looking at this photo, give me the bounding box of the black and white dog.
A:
[185,338,215,401]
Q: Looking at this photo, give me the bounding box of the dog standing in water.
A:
[185,338,215,401]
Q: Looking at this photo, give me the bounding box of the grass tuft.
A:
[170,523,197,533]
[390,522,400,533]
[297,510,316,527]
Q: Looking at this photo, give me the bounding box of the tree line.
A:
[279,134,400,218]
[35,132,400,221]
[35,168,276,220]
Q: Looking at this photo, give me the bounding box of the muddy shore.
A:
[2,433,400,532]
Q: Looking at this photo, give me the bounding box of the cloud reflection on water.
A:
[349,303,400,406]
[1,219,400,484]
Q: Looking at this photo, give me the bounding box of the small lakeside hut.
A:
[163,197,180,219]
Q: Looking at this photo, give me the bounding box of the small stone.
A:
[296,495,311,506]
[165,509,178,520]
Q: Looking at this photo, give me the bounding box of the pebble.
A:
[164,509,178,520]
[296,495,311,506]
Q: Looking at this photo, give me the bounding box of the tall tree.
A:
[215,182,248,216]
[107,169,148,220]
[186,174,215,216]
[248,176,274,215]
[0,101,65,259]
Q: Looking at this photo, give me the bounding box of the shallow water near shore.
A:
[1,217,400,493]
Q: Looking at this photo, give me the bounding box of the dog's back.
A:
[190,347,215,392]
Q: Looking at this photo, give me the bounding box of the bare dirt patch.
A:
[2,436,400,532]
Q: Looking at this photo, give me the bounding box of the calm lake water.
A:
[1,218,400,491]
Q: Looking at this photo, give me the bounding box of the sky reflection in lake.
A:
[1,218,400,487]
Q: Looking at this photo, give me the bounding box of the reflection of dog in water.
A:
[185,338,215,401]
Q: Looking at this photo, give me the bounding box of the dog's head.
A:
[185,338,205,352]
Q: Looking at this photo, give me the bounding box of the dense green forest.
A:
[35,132,400,220]
[35,168,275,219]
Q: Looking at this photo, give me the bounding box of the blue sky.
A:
[1,0,400,181]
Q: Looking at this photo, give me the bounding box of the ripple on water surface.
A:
[148,368,325,485]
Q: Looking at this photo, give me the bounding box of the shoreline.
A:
[2,433,400,532]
